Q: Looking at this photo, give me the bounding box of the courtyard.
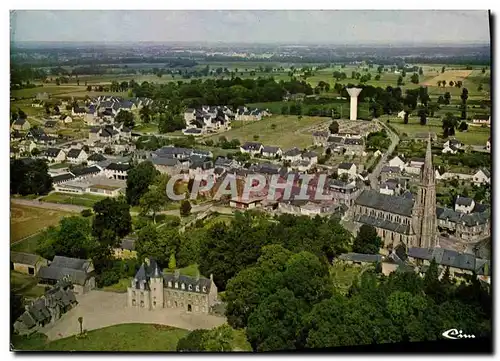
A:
[42,290,227,341]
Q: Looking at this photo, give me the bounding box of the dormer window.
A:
[202,286,207,292]
[168,281,172,288]
[181,283,185,290]
[175,282,178,289]
[196,285,200,292]
[188,284,192,291]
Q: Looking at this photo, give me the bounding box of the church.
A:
[352,136,438,250]
[127,258,219,314]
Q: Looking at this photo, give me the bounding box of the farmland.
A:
[40,192,107,208]
[10,204,73,242]
[206,115,330,149]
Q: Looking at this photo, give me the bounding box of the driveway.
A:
[43,290,227,340]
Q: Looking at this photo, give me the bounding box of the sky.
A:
[10,10,490,45]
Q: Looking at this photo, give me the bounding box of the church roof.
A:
[355,190,414,217]
[354,214,411,234]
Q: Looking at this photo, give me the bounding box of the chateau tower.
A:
[411,135,437,248]
[150,261,164,310]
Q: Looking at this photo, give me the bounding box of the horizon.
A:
[10,10,491,45]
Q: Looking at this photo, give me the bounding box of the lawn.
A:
[100,278,132,293]
[207,115,330,149]
[10,204,73,242]
[330,261,368,295]
[11,233,44,254]
[164,264,201,278]
[11,324,189,351]
[11,85,84,99]
[203,214,234,228]
[40,193,107,208]
[134,122,159,134]
[387,116,490,146]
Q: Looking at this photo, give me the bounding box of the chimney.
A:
[174,270,180,279]
[210,273,213,282]
[195,271,200,282]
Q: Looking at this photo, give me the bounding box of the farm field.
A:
[387,116,490,146]
[11,324,189,351]
[40,192,107,208]
[206,115,330,149]
[10,204,73,242]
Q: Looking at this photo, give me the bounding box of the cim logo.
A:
[442,329,476,340]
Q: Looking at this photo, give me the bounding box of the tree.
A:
[441,66,446,73]
[401,69,406,78]
[329,120,339,134]
[139,185,164,224]
[403,111,409,124]
[374,74,381,81]
[92,197,132,253]
[444,92,451,105]
[418,108,428,126]
[18,108,27,119]
[459,121,468,132]
[126,161,159,205]
[442,112,459,138]
[246,288,308,351]
[180,200,192,217]
[78,316,84,335]
[460,88,469,120]
[418,67,423,76]
[31,148,41,157]
[352,224,382,254]
[114,111,135,128]
[86,85,92,91]
[139,105,152,123]
[10,158,52,196]
[397,76,404,86]
[177,329,209,351]
[410,73,419,84]
[168,251,176,270]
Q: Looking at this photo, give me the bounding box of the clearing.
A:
[422,69,473,87]
[10,204,73,242]
[40,193,107,208]
[207,115,331,149]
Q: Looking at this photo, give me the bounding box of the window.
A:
[132,291,136,296]
[196,285,200,292]
[181,283,185,290]
[153,301,156,307]
[141,292,144,296]
[175,282,178,289]
[168,281,172,287]
[132,299,136,306]
[188,284,192,291]
[202,286,207,292]
[28,267,35,275]
[140,300,144,307]
[153,287,156,291]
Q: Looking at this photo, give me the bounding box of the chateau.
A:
[127,258,219,314]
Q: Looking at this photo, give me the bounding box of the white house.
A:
[397,110,406,119]
[442,144,459,154]
[72,106,86,117]
[444,139,463,150]
[43,148,66,163]
[486,137,491,152]
[472,169,491,185]
[302,151,318,165]
[338,162,357,177]
[104,163,131,180]
[471,115,490,126]
[454,196,475,214]
[261,146,282,158]
[59,115,72,124]
[240,142,263,156]
[405,158,425,175]
[66,148,88,164]
[388,156,406,171]
[282,148,302,163]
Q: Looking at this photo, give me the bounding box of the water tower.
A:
[346,87,362,121]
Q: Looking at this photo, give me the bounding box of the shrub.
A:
[81,209,92,217]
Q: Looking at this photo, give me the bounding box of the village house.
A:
[471,114,491,126]
[436,204,490,243]
[59,114,72,124]
[407,247,490,280]
[282,147,302,163]
[114,237,137,260]
[486,137,491,152]
[261,146,283,158]
[240,142,263,156]
[312,131,330,147]
[66,148,88,164]
[329,179,362,207]
[343,138,366,156]
[37,255,96,295]
[302,151,318,165]
[189,158,214,179]
[11,118,31,131]
[472,168,491,185]
[388,155,406,171]
[18,140,37,154]
[87,153,107,166]
[152,157,182,176]
[127,258,219,314]
[44,120,57,129]
[31,99,44,108]
[104,163,131,180]
[454,196,476,214]
[235,107,269,121]
[72,105,86,117]
[214,157,240,171]
[337,162,357,177]
[14,280,78,336]
[43,148,66,163]
[405,157,425,175]
[11,252,48,276]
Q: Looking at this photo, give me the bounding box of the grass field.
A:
[11,271,46,300]
[387,116,490,146]
[330,262,369,295]
[11,232,44,254]
[12,324,190,351]
[203,214,235,228]
[207,115,329,149]
[40,193,107,208]
[10,204,73,242]
[164,264,201,278]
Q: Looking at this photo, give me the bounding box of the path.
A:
[368,119,400,190]
[43,291,226,341]
[11,198,86,213]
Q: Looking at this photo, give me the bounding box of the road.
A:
[368,119,400,190]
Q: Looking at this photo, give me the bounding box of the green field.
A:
[12,324,189,351]
[330,262,370,295]
[11,232,44,254]
[207,115,329,149]
[164,264,201,278]
[387,116,490,146]
[11,271,46,300]
[10,204,74,242]
[40,193,107,208]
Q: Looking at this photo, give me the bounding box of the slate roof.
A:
[119,237,136,251]
[153,157,180,166]
[67,149,83,158]
[133,258,162,290]
[355,189,414,217]
[479,168,491,178]
[44,148,63,158]
[283,147,301,157]
[72,166,101,177]
[11,252,43,266]
[51,256,90,270]
[52,173,75,184]
[154,147,192,157]
[455,196,474,207]
[344,138,364,145]
[313,131,330,137]
[436,206,490,226]
[381,166,402,173]
[106,163,131,172]
[44,120,57,128]
[338,162,355,170]
[13,118,27,126]
[408,247,485,272]
[262,146,281,154]
[338,253,383,263]
[354,214,411,234]
[241,142,263,151]
[37,266,89,285]
[302,151,318,159]
[88,153,106,162]
[184,128,202,134]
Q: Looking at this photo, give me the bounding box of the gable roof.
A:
[241,142,263,151]
[106,163,131,172]
[52,173,75,183]
[338,162,355,170]
[262,146,281,154]
[355,189,414,217]
[11,252,44,266]
[44,148,63,158]
[283,147,301,157]
[455,196,474,207]
[72,166,101,177]
[67,148,84,158]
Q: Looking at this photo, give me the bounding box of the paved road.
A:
[368,119,400,190]
[43,291,226,341]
